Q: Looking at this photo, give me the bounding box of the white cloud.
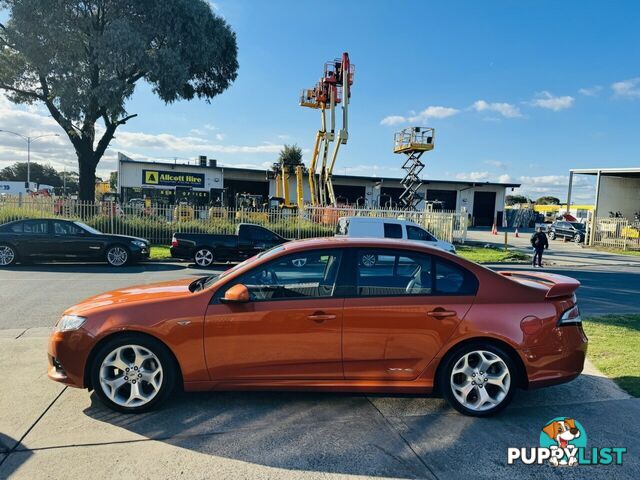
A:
[528,91,575,111]
[215,133,225,141]
[611,77,640,98]
[513,174,595,201]
[578,86,602,97]
[380,105,460,126]
[455,171,490,181]
[472,100,522,118]
[497,174,513,184]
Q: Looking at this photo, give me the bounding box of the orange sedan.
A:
[48,238,587,416]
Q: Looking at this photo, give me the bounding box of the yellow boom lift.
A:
[300,52,354,206]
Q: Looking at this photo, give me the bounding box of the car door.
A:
[50,220,101,258]
[203,248,345,381]
[18,220,52,258]
[342,248,476,381]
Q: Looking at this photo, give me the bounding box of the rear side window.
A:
[244,226,279,242]
[407,225,436,242]
[22,220,48,234]
[383,223,402,239]
[434,258,478,295]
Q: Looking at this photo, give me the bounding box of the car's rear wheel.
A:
[194,247,214,267]
[91,335,177,413]
[0,244,17,267]
[106,245,129,267]
[440,343,516,417]
[549,230,556,240]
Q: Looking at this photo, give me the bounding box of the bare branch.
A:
[0,83,45,100]
[115,113,138,126]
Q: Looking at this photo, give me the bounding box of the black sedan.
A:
[549,220,586,244]
[0,218,149,267]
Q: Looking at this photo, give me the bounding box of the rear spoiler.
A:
[498,271,580,298]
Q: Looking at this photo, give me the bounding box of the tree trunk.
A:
[78,155,96,202]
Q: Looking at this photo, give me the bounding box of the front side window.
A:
[383,223,402,239]
[220,249,343,301]
[356,249,433,296]
[407,225,436,242]
[53,221,83,235]
[22,220,48,234]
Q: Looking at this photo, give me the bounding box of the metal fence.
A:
[590,217,640,250]
[0,196,467,245]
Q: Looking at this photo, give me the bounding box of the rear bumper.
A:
[130,246,150,262]
[170,246,192,260]
[522,325,588,389]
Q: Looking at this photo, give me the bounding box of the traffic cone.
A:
[515,228,519,238]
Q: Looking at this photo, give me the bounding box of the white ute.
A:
[335,216,456,254]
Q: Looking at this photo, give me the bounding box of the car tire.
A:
[549,231,556,240]
[91,334,177,414]
[105,245,130,267]
[360,254,377,267]
[439,342,517,417]
[574,233,582,244]
[0,244,17,267]
[194,247,215,267]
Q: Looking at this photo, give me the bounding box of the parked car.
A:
[170,223,287,267]
[48,237,586,417]
[0,218,149,267]
[335,216,456,254]
[549,220,586,244]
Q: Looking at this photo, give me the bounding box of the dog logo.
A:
[540,417,586,466]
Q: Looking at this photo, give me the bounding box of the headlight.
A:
[131,240,147,248]
[56,315,87,332]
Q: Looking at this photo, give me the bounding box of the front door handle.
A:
[308,312,336,323]
[427,309,457,319]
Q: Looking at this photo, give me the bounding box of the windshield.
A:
[74,221,101,235]
[195,245,286,292]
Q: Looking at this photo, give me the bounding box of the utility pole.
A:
[0,130,60,186]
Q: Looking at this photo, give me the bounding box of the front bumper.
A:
[523,325,588,389]
[47,329,94,388]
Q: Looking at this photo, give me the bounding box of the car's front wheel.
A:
[574,233,583,244]
[105,245,129,267]
[194,247,214,267]
[91,335,177,413]
[0,244,17,267]
[440,344,516,417]
[549,230,556,240]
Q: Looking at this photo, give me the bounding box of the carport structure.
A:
[568,167,640,245]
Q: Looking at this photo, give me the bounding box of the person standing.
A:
[530,227,549,267]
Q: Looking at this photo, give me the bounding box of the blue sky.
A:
[1,0,639,202]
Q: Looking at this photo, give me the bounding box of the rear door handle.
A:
[308,312,337,323]
[427,309,457,319]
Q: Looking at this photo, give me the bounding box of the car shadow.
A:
[80,373,636,478]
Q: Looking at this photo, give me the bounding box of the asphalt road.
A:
[0,261,637,329]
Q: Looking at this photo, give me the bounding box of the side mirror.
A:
[221,283,250,303]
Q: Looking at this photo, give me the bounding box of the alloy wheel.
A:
[194,249,214,266]
[450,350,511,412]
[107,246,128,266]
[0,246,15,266]
[361,254,377,267]
[99,344,163,408]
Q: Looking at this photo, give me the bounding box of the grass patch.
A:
[456,245,528,264]
[583,315,640,397]
[150,245,171,260]
[592,247,640,257]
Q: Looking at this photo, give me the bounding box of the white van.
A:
[335,216,456,254]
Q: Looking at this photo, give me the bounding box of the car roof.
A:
[280,236,440,252]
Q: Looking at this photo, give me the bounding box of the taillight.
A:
[171,236,178,248]
[558,305,581,326]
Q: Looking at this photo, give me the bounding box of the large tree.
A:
[535,196,561,205]
[0,161,64,186]
[0,0,238,200]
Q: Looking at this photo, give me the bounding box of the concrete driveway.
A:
[0,330,638,480]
